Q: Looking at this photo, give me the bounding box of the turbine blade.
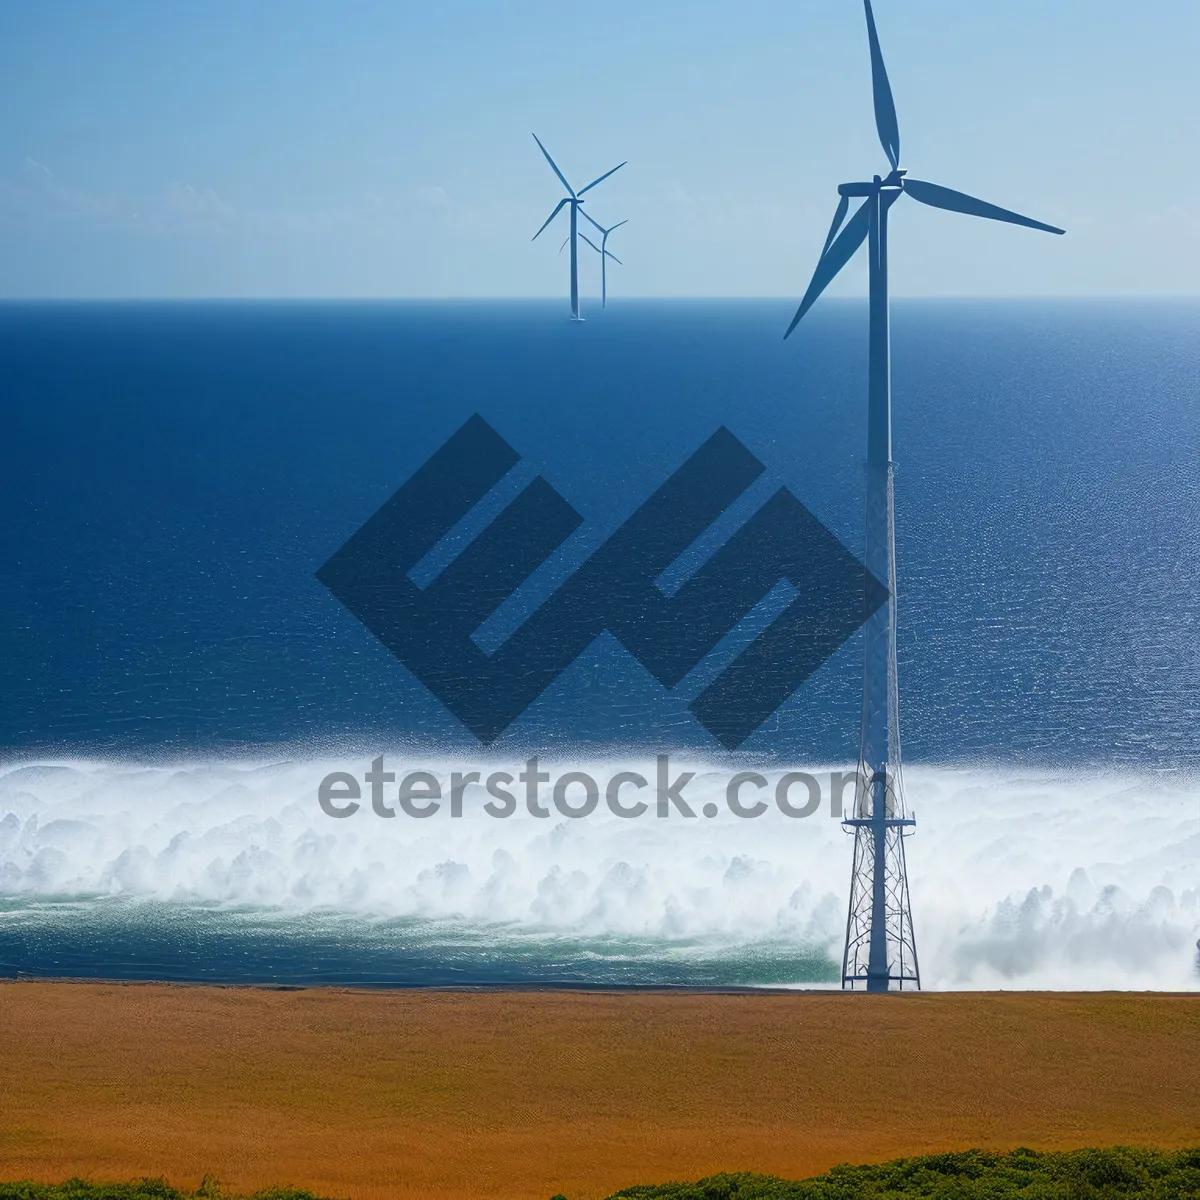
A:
[903,178,1065,234]
[578,161,627,195]
[784,197,871,339]
[605,251,623,265]
[822,195,850,256]
[864,0,901,170]
[607,219,629,233]
[579,233,602,254]
[532,133,575,197]
[559,234,570,254]
[532,198,569,241]
[581,209,607,235]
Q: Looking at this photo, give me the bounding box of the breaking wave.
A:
[0,757,1196,989]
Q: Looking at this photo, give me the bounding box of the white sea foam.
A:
[0,757,1196,990]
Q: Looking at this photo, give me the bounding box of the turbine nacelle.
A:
[838,170,906,197]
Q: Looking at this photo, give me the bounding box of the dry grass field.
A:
[0,983,1196,1200]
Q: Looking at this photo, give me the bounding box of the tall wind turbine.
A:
[785,0,1063,992]
[531,134,626,321]
[581,213,627,308]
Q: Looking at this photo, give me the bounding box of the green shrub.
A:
[602,1147,1200,1199]
[0,1182,329,1200]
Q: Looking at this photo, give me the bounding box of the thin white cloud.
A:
[0,162,464,241]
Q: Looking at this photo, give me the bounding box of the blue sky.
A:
[0,0,1196,298]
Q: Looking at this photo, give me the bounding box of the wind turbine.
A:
[785,0,1063,993]
[531,134,626,320]
[581,213,627,308]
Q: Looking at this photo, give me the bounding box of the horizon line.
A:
[0,294,1196,304]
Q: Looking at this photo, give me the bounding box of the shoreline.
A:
[2,975,1198,994]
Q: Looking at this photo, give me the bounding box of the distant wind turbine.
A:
[785,0,1063,993]
[531,133,626,321]
[581,213,627,308]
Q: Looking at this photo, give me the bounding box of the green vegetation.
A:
[603,1148,1200,1199]
[0,1181,326,1200]
[4,1149,1198,1200]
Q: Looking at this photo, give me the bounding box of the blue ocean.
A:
[1,299,1197,988]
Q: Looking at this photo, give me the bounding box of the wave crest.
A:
[0,759,1196,990]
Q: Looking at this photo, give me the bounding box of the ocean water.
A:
[1,299,1197,988]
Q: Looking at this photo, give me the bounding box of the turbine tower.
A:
[531,134,626,321]
[785,0,1064,992]
[581,213,627,308]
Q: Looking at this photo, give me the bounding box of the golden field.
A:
[0,984,1196,1200]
